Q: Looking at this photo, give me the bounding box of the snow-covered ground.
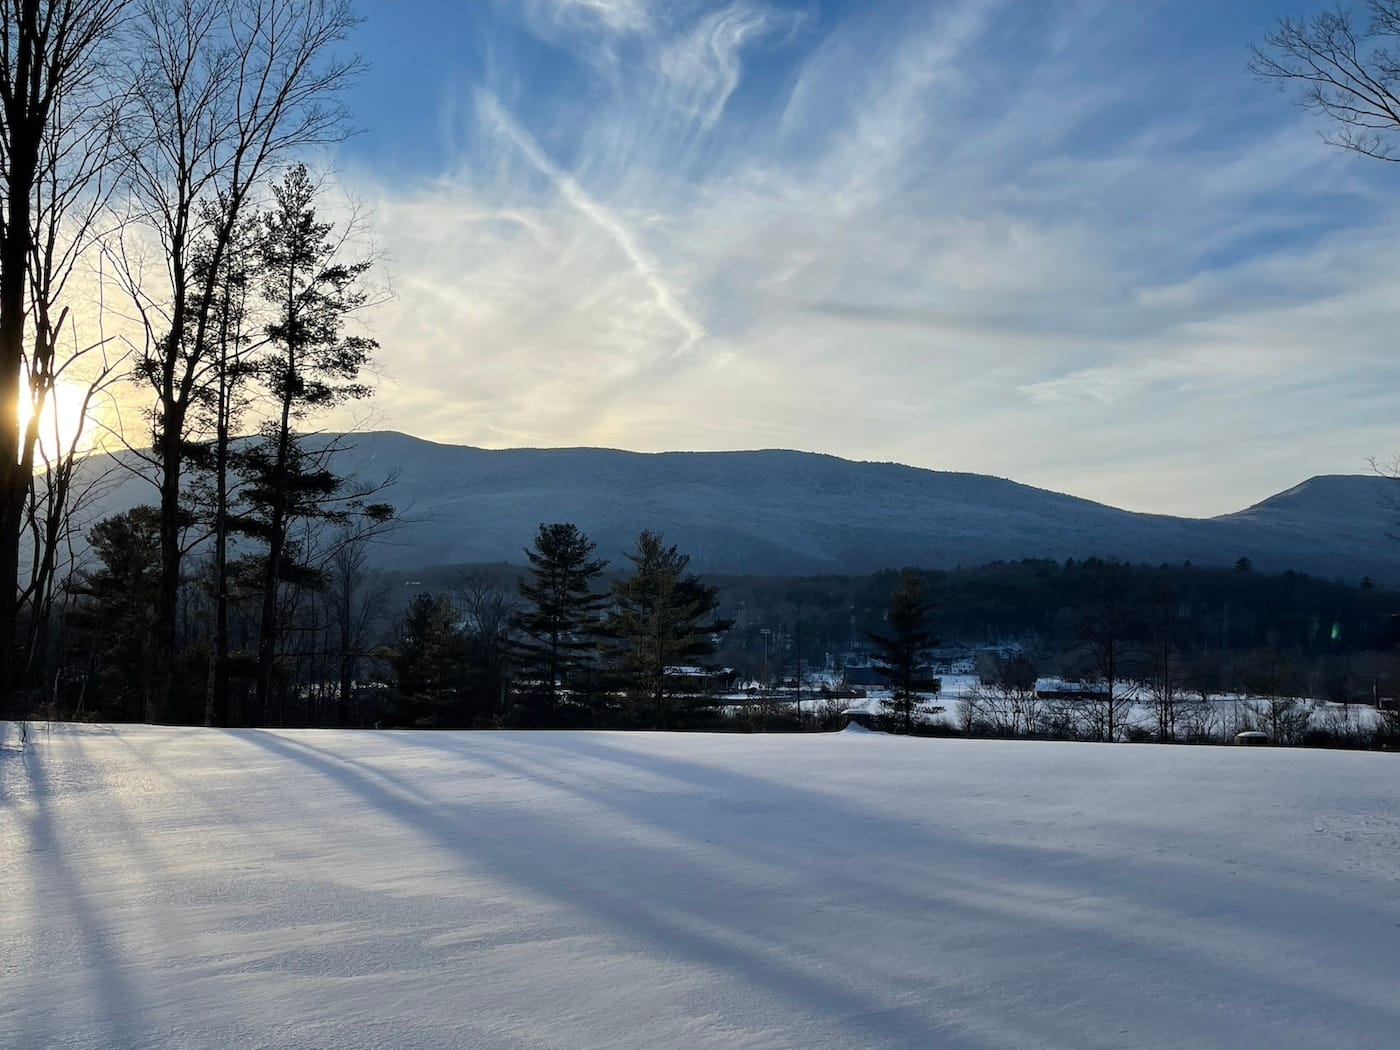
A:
[3,723,1397,1049]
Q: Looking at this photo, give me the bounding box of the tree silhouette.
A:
[866,568,939,734]
[607,530,729,728]
[511,523,608,723]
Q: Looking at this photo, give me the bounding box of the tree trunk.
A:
[205,314,236,727]
[337,578,354,726]
[1105,644,1115,743]
[0,1,40,698]
[548,630,560,723]
[338,650,354,726]
[149,423,184,724]
[254,363,296,723]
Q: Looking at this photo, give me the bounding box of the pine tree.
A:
[239,165,389,722]
[68,507,163,720]
[866,568,939,734]
[388,592,471,723]
[510,523,608,724]
[606,530,729,728]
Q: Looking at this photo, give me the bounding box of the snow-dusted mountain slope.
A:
[74,432,1400,579]
[3,723,1396,1049]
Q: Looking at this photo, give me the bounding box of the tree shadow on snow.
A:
[237,729,1400,1048]
[10,737,153,1050]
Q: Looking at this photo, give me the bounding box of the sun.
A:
[19,377,97,461]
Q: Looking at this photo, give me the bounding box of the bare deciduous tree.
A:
[1074,559,1136,742]
[1241,647,1310,744]
[455,571,515,722]
[1252,2,1400,161]
[322,524,390,725]
[964,651,1042,737]
[1142,584,1185,742]
[0,0,127,697]
[20,343,126,679]
[114,0,363,721]
[185,207,260,727]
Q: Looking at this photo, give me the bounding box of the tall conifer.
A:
[510,523,608,723]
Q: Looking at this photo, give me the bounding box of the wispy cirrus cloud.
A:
[657,4,807,131]
[476,91,707,355]
[524,0,654,35]
[340,0,1400,516]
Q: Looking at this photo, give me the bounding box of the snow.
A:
[770,675,1388,739]
[3,722,1398,1049]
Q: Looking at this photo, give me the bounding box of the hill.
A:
[74,432,1400,581]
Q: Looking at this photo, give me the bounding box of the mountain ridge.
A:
[73,432,1399,582]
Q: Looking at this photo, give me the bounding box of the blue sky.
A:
[327,0,1400,516]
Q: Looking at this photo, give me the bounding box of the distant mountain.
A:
[75,432,1400,582]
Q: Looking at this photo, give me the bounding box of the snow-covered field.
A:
[3,724,1397,1049]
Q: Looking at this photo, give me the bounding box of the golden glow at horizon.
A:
[19,377,98,461]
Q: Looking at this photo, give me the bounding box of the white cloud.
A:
[336,0,1400,517]
[656,4,806,131]
[524,0,653,35]
[476,91,707,355]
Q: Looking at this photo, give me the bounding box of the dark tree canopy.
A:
[68,507,163,720]
[390,593,471,704]
[238,164,387,720]
[510,522,608,722]
[606,530,729,728]
[866,567,940,734]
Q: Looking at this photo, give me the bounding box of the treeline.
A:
[719,558,1400,747]
[380,526,730,730]
[51,521,734,730]
[715,558,1397,664]
[0,1,390,722]
[27,504,1400,747]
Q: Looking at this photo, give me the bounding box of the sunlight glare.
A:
[19,377,96,461]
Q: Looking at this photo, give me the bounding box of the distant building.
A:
[842,666,888,688]
[841,665,942,692]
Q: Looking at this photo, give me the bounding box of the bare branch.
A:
[1251,2,1400,161]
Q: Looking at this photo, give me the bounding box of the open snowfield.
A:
[2,724,1397,1049]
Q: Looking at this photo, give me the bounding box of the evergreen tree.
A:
[606,530,729,728]
[239,165,389,722]
[510,523,608,723]
[386,587,514,728]
[388,592,470,722]
[866,568,939,734]
[68,507,163,720]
